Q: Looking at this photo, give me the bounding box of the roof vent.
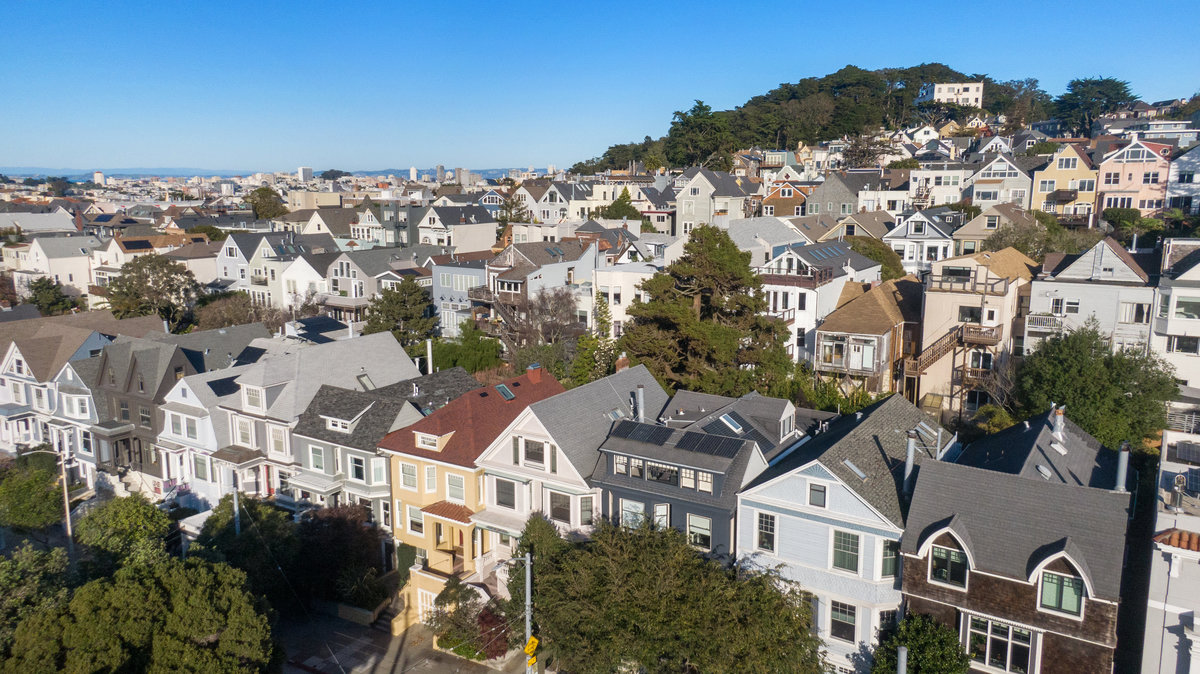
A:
[1051,442,1067,455]
[1036,464,1053,480]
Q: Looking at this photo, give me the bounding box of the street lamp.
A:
[18,446,76,559]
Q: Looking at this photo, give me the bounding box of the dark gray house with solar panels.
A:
[591,418,768,560]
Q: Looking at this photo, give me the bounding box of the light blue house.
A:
[431,259,487,338]
[736,395,957,673]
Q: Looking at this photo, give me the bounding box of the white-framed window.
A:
[380,500,391,527]
[620,499,645,528]
[371,457,386,484]
[326,418,350,432]
[235,418,253,447]
[310,445,325,471]
[697,472,713,493]
[580,495,594,526]
[349,456,366,482]
[832,531,860,573]
[756,512,776,552]
[400,462,418,490]
[965,615,1033,672]
[881,539,900,578]
[407,505,424,535]
[244,387,263,410]
[830,601,856,643]
[548,491,571,523]
[930,544,969,588]
[1039,571,1085,616]
[416,432,438,449]
[193,454,210,482]
[653,503,669,528]
[614,455,627,475]
[171,414,182,436]
[494,478,516,509]
[447,473,465,503]
[425,465,436,492]
[687,514,712,550]
[269,426,286,455]
[809,483,826,507]
[680,467,695,488]
[185,417,197,440]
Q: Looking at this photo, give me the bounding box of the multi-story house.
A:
[883,208,959,274]
[1168,143,1200,215]
[819,212,895,242]
[593,263,657,339]
[410,205,496,253]
[213,332,422,501]
[952,203,1036,256]
[813,275,923,396]
[1023,237,1157,354]
[739,395,956,673]
[674,167,751,233]
[278,251,338,310]
[805,172,880,219]
[214,232,336,295]
[16,235,103,297]
[471,366,669,591]
[915,81,984,107]
[1031,144,1099,227]
[1151,238,1200,393]
[1141,427,1200,673]
[318,247,420,323]
[89,233,210,292]
[908,248,1036,421]
[431,258,488,338]
[163,240,222,287]
[244,232,337,308]
[592,419,766,559]
[756,241,881,362]
[726,217,810,266]
[963,155,1040,211]
[903,409,1133,674]
[47,357,103,488]
[1097,139,1173,215]
[379,366,564,627]
[761,181,810,218]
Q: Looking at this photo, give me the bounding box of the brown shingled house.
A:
[813,275,923,395]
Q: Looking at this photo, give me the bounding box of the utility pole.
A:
[525,551,532,674]
[58,447,74,559]
[232,471,241,536]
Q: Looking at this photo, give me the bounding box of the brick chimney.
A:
[525,363,542,383]
[614,352,630,372]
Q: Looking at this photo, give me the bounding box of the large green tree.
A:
[621,225,791,395]
[508,517,824,674]
[570,299,615,387]
[194,293,284,332]
[75,493,171,567]
[362,278,437,347]
[846,236,905,280]
[5,557,274,672]
[193,494,300,611]
[843,134,895,168]
[664,101,733,168]
[244,186,288,220]
[104,254,201,331]
[1055,77,1137,136]
[0,464,63,543]
[431,321,503,373]
[0,545,69,658]
[1015,322,1177,448]
[26,277,78,316]
[596,187,642,221]
[872,614,971,674]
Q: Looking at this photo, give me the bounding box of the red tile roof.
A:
[377,368,565,467]
[1155,528,1200,552]
[421,500,474,524]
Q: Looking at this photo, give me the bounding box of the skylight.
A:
[719,413,743,433]
[496,384,515,401]
[843,459,868,482]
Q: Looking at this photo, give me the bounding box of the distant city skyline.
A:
[3,0,1197,170]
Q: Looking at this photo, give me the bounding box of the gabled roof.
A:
[143,322,272,371]
[679,167,750,198]
[1040,237,1152,284]
[292,384,416,450]
[820,275,923,336]
[745,395,950,527]
[0,311,165,381]
[941,247,1037,281]
[838,211,895,238]
[33,235,103,258]
[378,368,562,467]
[785,240,878,276]
[785,214,839,241]
[902,459,1130,600]
[726,217,806,252]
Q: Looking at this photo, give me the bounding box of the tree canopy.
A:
[26,277,78,316]
[508,517,824,674]
[104,254,201,331]
[319,169,351,180]
[872,614,971,674]
[0,545,69,658]
[194,494,301,610]
[194,293,285,332]
[621,225,791,396]
[1015,322,1177,449]
[75,494,171,567]
[362,278,437,347]
[1054,77,1137,136]
[846,236,905,280]
[0,462,63,540]
[432,321,504,374]
[244,186,288,220]
[596,187,642,222]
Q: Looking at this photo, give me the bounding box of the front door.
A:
[849,344,864,370]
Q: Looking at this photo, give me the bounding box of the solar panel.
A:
[676,431,704,451]
[610,420,635,439]
[1169,442,1200,466]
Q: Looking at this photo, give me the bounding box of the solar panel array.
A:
[1169,442,1200,466]
[610,420,673,446]
[675,431,744,458]
[701,411,774,450]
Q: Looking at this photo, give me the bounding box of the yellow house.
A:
[1031,144,1099,227]
[377,367,565,632]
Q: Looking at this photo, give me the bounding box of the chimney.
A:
[636,385,646,423]
[1115,442,1130,493]
[1053,407,1065,439]
[526,362,542,384]
[614,352,630,372]
[904,430,918,495]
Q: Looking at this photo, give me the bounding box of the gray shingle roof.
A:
[901,459,1131,600]
[144,322,272,371]
[292,384,414,450]
[370,367,482,415]
[789,241,880,276]
[34,235,103,258]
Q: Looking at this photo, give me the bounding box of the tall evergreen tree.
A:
[620,225,790,395]
[104,254,201,331]
[362,278,437,347]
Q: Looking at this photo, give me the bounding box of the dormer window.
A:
[137,374,145,393]
[244,387,263,410]
[11,359,25,376]
[326,418,350,432]
[1039,571,1084,616]
[931,545,969,588]
[415,433,438,450]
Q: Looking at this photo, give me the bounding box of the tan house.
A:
[1031,144,1099,227]
[378,367,565,632]
[813,275,923,396]
[906,248,1037,421]
[952,203,1037,256]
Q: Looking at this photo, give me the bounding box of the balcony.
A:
[926,273,1011,296]
[1167,409,1200,434]
[317,292,370,308]
[768,308,796,325]
[1049,189,1079,202]
[1025,315,1063,332]
[962,324,1002,345]
[755,266,835,289]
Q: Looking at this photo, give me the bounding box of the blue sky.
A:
[3,0,1197,172]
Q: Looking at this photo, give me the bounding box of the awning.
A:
[285,470,342,495]
[209,446,265,467]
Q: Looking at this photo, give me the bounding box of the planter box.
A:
[432,638,521,672]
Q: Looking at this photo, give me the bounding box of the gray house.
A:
[805,172,882,218]
[431,259,487,338]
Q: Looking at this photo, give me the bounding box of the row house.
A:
[883,207,961,274]
[409,205,496,253]
[963,154,1039,211]
[909,248,1036,421]
[593,263,658,339]
[1151,238,1200,392]
[1097,139,1173,215]
[318,247,424,323]
[903,409,1133,674]
[16,235,103,298]
[674,167,752,233]
[211,331,422,501]
[813,275,923,397]
[89,233,209,292]
[380,366,564,628]
[756,241,881,362]
[820,211,895,242]
[244,232,337,308]
[471,365,669,591]
[738,395,956,673]
[952,203,1036,256]
[214,232,335,296]
[761,181,812,218]
[658,389,812,464]
[1031,144,1099,227]
[805,172,881,219]
[1024,237,1157,354]
[431,258,488,338]
[163,240,223,287]
[1168,143,1200,214]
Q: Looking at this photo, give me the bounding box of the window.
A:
[841,203,852,215]
[985,215,999,229]
[809,483,827,508]
[425,465,436,491]
[137,374,144,393]
[1160,294,1171,318]
[80,431,92,455]
[1076,179,1096,192]
[236,418,252,446]
[614,455,627,475]
[1040,571,1084,615]
[401,463,418,490]
[646,461,678,485]
[1120,302,1150,324]
[407,505,424,535]
[310,446,325,471]
[1180,172,1196,184]
[912,220,925,234]
[1175,296,1200,319]
[830,601,856,642]
[495,479,516,509]
[651,503,669,528]
[630,458,644,478]
[680,468,695,489]
[958,306,982,323]
[139,406,151,428]
[1169,336,1200,354]
[1050,297,1064,315]
[512,436,520,464]
[524,439,545,466]
[757,513,776,552]
[697,471,712,493]
[687,514,712,550]
[967,616,1032,673]
[1038,179,1055,192]
[796,328,806,350]
[171,414,182,435]
[833,531,860,572]
[372,458,386,484]
[270,427,286,454]
[416,433,438,449]
[762,205,774,216]
[1057,157,1078,170]
[882,540,899,577]
[350,457,366,481]
[381,501,391,528]
[119,401,130,421]
[193,455,209,481]
[447,474,465,503]
[620,499,645,527]
[545,491,570,523]
[1143,171,1160,184]
[580,495,594,526]
[185,417,197,439]
[931,545,969,587]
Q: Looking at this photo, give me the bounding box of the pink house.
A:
[1097,139,1172,215]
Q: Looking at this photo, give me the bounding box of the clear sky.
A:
[3,0,1197,173]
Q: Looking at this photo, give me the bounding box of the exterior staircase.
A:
[905,324,1003,377]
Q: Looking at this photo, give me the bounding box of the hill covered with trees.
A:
[569,63,1062,174]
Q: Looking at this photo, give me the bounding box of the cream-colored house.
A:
[952,203,1037,256]
[906,248,1036,422]
[1031,144,1099,227]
